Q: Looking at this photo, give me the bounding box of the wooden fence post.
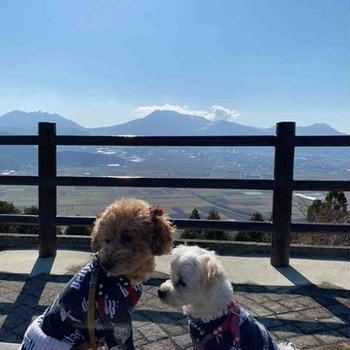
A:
[38,122,57,257]
[271,122,295,267]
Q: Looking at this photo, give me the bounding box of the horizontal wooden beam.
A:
[1,135,349,147]
[294,135,350,147]
[173,219,273,231]
[0,136,38,145]
[57,176,275,189]
[0,214,38,224]
[0,176,38,185]
[291,223,350,233]
[293,180,350,191]
[56,135,277,147]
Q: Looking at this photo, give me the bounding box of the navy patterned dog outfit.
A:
[19,255,142,350]
[188,301,279,350]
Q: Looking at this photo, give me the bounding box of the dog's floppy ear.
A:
[151,215,175,255]
[91,219,101,252]
[202,254,219,285]
[207,256,218,280]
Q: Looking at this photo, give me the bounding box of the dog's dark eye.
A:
[121,235,134,245]
[177,277,186,287]
[104,238,111,244]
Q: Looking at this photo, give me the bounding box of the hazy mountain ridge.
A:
[0,110,344,136]
[89,110,344,136]
[0,110,346,172]
[0,110,91,135]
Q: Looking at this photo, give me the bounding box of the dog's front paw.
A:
[278,341,299,350]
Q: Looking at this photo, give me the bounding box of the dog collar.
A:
[188,301,241,350]
[186,299,238,324]
[92,254,141,308]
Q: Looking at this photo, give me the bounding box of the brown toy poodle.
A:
[19,198,175,350]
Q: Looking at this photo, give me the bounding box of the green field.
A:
[2,183,348,225]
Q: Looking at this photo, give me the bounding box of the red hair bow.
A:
[149,206,164,220]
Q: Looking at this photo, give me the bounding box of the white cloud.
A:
[210,105,241,121]
[135,104,241,121]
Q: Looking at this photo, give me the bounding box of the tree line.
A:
[180,208,268,242]
[0,201,90,235]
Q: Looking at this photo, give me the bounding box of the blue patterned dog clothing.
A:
[188,300,279,350]
[19,255,142,350]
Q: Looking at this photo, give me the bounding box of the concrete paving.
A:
[1,249,349,289]
[156,254,350,290]
[0,248,349,350]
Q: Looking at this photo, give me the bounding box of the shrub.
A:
[235,211,267,242]
[0,200,20,233]
[202,209,232,241]
[292,191,350,246]
[180,208,203,239]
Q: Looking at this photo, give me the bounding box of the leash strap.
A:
[88,256,99,350]
[88,285,97,349]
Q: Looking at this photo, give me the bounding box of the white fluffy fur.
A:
[19,316,71,350]
[159,245,233,320]
[158,245,298,350]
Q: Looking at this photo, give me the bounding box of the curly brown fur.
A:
[91,198,175,283]
[19,198,174,350]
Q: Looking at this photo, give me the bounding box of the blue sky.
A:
[0,0,349,132]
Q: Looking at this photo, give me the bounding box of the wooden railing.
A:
[0,122,349,267]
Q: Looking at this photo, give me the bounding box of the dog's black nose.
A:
[157,289,167,299]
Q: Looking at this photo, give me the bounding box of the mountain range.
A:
[0,110,344,136]
[0,110,348,177]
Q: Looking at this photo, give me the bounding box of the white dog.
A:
[158,245,297,350]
